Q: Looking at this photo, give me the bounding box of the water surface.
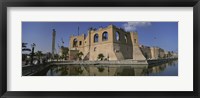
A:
[36,60,178,76]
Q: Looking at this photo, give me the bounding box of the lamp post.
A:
[30,43,36,65]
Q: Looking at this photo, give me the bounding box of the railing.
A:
[22,63,50,76]
[147,58,178,65]
[51,59,148,65]
[50,58,178,65]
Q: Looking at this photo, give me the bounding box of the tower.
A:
[52,29,56,59]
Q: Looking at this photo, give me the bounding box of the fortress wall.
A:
[69,50,79,60]
[69,34,85,51]
[69,25,146,61]
[90,25,113,45]
[112,25,134,60]
[140,46,152,59]
[112,26,132,46]
[132,46,146,60]
[130,32,146,60]
[113,43,133,60]
[89,43,117,61]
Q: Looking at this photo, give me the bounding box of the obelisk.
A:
[52,29,56,59]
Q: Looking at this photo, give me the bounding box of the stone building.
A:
[140,45,170,60]
[139,45,152,59]
[69,25,146,61]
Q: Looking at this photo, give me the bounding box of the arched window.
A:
[115,31,120,41]
[73,38,78,47]
[94,34,98,43]
[124,35,127,43]
[102,31,108,41]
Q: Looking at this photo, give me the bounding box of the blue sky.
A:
[22,22,178,53]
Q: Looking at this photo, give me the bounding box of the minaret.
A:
[52,29,56,59]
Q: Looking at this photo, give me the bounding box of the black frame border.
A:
[0,0,199,98]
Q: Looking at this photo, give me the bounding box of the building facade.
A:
[69,25,146,61]
[140,45,176,60]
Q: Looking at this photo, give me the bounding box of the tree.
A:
[76,52,84,60]
[61,46,69,60]
[163,54,167,58]
[168,51,172,58]
[22,43,27,48]
[46,52,52,60]
[22,43,31,62]
[22,43,31,51]
[54,54,59,61]
[98,53,104,61]
[35,51,43,62]
[97,67,105,72]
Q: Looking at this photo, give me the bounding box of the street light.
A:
[30,43,36,65]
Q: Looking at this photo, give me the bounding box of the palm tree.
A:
[22,43,31,51]
[22,42,31,63]
[98,53,104,61]
[35,51,43,63]
[46,52,52,60]
[61,46,69,60]
[54,54,59,61]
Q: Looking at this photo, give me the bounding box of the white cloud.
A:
[123,22,151,32]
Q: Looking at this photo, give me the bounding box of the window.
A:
[134,39,137,43]
[115,31,120,41]
[94,34,98,43]
[73,38,78,47]
[102,31,108,41]
[124,35,127,43]
[79,41,82,45]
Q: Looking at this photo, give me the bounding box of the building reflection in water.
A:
[44,60,178,76]
[147,60,178,76]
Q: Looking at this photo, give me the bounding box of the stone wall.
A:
[131,32,146,60]
[69,50,79,60]
[140,46,152,59]
[69,24,146,61]
[69,34,85,52]
[140,46,168,59]
[89,43,117,60]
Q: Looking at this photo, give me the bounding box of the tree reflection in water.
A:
[97,66,105,72]
[44,60,178,76]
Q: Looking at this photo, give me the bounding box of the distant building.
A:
[140,45,177,60]
[68,25,146,61]
[139,45,152,59]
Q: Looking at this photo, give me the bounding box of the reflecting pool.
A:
[34,60,178,76]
